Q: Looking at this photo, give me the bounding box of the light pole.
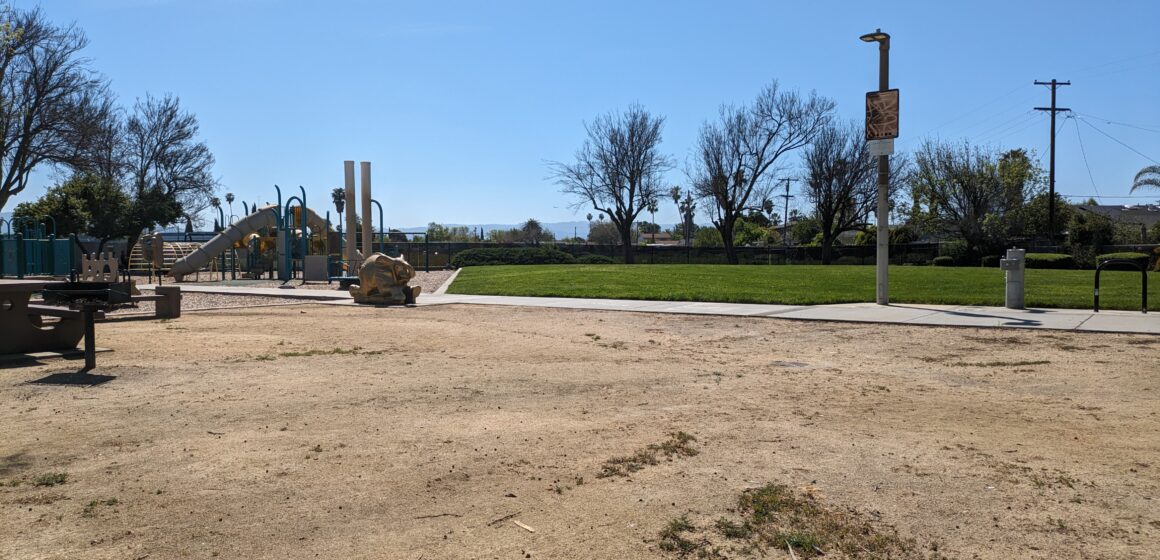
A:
[861,28,891,305]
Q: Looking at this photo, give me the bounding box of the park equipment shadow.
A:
[28,370,116,386]
[891,304,1045,327]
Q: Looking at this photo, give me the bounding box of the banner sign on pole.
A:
[865,89,900,140]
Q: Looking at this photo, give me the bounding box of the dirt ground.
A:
[1,303,1158,559]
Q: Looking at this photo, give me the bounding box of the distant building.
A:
[1073,204,1160,229]
[636,231,679,246]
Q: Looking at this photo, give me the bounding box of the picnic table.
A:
[0,279,87,355]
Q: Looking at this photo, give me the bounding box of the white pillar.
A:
[360,161,373,255]
[344,160,357,266]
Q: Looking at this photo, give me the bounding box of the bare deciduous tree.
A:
[689,82,834,264]
[0,3,111,210]
[552,104,673,264]
[802,122,879,264]
[119,94,217,244]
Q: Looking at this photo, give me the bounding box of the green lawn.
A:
[447,264,1159,311]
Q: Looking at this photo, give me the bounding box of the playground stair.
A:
[127,240,237,276]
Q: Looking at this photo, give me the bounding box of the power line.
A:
[985,113,1046,145]
[920,83,1033,137]
[1061,194,1158,199]
[1073,112,1160,134]
[1070,48,1160,78]
[1071,116,1102,202]
[972,110,1038,144]
[1077,117,1160,165]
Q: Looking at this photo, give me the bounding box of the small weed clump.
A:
[82,497,119,518]
[659,516,698,554]
[597,432,699,478]
[34,472,68,487]
[949,359,1051,368]
[714,518,753,539]
[659,484,928,559]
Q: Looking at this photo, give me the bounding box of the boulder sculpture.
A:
[349,253,421,305]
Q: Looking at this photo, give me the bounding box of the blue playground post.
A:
[371,199,385,254]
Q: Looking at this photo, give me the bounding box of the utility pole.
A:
[779,178,794,250]
[1034,79,1070,241]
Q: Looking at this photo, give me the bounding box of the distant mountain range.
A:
[396,221,680,240]
[0,212,681,241]
[397,221,594,240]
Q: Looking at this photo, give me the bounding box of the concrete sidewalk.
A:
[146,284,1157,335]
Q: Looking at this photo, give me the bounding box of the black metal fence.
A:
[378,241,1160,270]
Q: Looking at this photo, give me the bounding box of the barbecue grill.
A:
[41,281,134,371]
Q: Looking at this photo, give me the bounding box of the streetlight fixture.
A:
[861,28,892,305]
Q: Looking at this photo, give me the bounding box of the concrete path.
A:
[145,284,1158,335]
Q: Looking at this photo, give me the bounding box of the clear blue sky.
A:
[14,0,1160,228]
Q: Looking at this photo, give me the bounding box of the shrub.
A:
[1025,253,1074,269]
[1096,252,1149,271]
[937,241,974,267]
[574,254,614,264]
[450,247,576,267]
[981,255,1001,268]
[932,256,954,267]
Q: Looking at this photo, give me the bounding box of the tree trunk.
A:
[620,226,635,264]
[820,233,833,265]
[720,220,739,265]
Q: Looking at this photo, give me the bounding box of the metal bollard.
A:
[999,248,1025,310]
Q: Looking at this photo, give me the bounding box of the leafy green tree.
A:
[637,221,661,234]
[520,218,545,245]
[693,227,723,247]
[587,220,621,245]
[426,222,451,241]
[13,172,131,252]
[1019,192,1073,240]
[790,217,820,246]
[908,142,1040,256]
[732,218,774,246]
[1067,210,1114,246]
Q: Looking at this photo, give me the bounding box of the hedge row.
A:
[450,247,576,267]
[1096,252,1149,270]
[1025,253,1075,269]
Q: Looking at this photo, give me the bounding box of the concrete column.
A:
[360,161,373,255]
[155,286,182,319]
[344,160,357,266]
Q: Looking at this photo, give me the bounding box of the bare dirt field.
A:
[1,304,1158,559]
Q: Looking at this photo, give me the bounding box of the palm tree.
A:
[331,187,346,233]
[1130,165,1160,193]
[225,192,235,220]
[646,197,659,243]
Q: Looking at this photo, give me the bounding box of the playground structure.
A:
[2,160,436,282]
[165,161,392,282]
[0,217,75,278]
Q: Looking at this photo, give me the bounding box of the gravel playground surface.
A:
[168,270,456,295]
[106,270,457,315]
[1,304,1158,559]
